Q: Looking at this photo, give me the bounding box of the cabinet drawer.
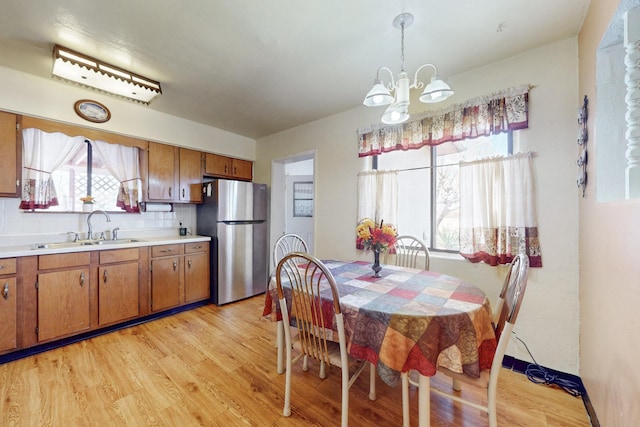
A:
[151,244,181,258]
[185,242,209,254]
[39,252,91,270]
[0,258,17,276]
[99,248,139,264]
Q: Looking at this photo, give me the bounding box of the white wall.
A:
[0,65,255,159]
[0,64,257,244]
[579,0,640,424]
[256,38,581,374]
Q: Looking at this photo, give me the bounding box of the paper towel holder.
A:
[142,202,174,212]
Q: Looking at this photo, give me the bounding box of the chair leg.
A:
[342,361,350,427]
[283,341,292,417]
[276,320,284,374]
[401,372,410,427]
[488,379,498,427]
[452,378,461,392]
[368,363,376,400]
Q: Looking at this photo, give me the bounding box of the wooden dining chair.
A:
[275,252,375,427]
[388,235,430,270]
[403,253,530,427]
[272,233,309,269]
[272,233,310,373]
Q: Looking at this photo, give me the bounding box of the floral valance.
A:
[357,85,530,157]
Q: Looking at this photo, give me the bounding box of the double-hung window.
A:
[376,132,512,252]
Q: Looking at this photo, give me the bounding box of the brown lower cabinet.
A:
[37,252,91,342]
[150,242,210,311]
[0,241,209,359]
[0,258,17,353]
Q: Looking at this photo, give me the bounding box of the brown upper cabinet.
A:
[0,112,19,197]
[179,148,203,203]
[204,153,252,181]
[147,141,178,202]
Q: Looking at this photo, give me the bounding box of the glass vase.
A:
[372,249,382,278]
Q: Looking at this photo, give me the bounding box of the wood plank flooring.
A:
[0,295,591,426]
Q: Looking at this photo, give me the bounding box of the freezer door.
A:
[217,180,254,221]
[216,221,267,304]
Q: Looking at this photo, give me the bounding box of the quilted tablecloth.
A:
[263,260,497,387]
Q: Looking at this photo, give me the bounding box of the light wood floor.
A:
[0,295,591,426]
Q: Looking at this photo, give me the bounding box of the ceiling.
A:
[0,0,589,140]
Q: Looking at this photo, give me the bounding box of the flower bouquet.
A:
[356,218,398,277]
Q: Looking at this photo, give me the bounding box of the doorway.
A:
[270,151,315,269]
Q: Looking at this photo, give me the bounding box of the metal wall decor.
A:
[577,95,588,197]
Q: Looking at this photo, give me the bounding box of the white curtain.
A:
[20,128,85,210]
[93,140,142,213]
[458,152,542,267]
[356,170,398,247]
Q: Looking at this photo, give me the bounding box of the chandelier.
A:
[363,13,454,124]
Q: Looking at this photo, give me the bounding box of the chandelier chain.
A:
[400,21,406,72]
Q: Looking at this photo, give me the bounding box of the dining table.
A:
[263,259,497,427]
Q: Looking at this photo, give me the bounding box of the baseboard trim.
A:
[502,355,598,426]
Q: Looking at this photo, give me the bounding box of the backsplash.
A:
[0,197,196,247]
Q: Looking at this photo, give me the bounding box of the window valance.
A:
[357,85,531,157]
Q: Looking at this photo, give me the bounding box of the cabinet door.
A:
[185,252,210,303]
[204,153,231,176]
[231,159,253,181]
[37,268,90,342]
[0,111,18,197]
[98,262,139,326]
[151,257,181,312]
[0,277,17,352]
[148,141,177,201]
[179,148,203,203]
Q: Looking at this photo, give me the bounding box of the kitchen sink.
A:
[32,238,145,250]
[94,238,145,245]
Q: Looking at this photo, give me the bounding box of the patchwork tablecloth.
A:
[263,260,497,387]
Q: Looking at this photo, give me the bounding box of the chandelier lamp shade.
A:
[363,13,454,125]
[52,44,162,104]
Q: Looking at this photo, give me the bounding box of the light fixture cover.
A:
[381,102,409,124]
[419,77,454,103]
[52,45,162,104]
[363,80,394,107]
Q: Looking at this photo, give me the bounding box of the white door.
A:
[285,174,314,253]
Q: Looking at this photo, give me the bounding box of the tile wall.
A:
[0,197,197,247]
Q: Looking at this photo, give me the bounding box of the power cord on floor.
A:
[512,332,584,397]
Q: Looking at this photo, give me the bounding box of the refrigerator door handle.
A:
[220,220,265,225]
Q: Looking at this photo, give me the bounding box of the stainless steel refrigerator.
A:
[196,179,268,305]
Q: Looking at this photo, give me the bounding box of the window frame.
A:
[374,132,514,253]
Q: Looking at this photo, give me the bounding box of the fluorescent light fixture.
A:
[363,13,453,124]
[52,45,162,104]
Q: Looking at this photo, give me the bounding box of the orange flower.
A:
[356,218,397,252]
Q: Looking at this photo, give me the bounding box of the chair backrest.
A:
[494,253,530,341]
[275,252,342,367]
[273,234,309,268]
[389,235,430,270]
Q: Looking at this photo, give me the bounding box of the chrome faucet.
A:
[87,209,111,240]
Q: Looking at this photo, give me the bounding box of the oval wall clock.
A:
[74,99,111,123]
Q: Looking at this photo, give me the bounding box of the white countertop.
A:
[0,235,211,258]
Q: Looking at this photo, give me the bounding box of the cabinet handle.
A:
[188,259,192,269]
[159,249,173,253]
[173,260,177,271]
[193,245,202,249]
[182,188,185,198]
[234,166,237,175]
[169,187,172,198]
[104,269,108,284]
[80,272,85,286]
[2,283,8,300]
[224,164,228,174]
